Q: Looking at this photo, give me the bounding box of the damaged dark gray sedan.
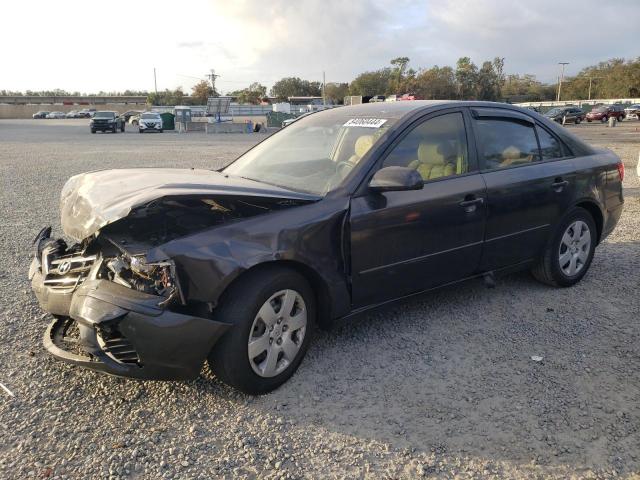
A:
[29,101,624,394]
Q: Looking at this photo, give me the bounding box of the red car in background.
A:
[586,105,625,122]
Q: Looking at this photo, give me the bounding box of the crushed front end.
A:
[28,227,230,380]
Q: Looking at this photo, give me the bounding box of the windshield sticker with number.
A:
[343,118,388,128]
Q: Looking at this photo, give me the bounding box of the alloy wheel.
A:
[558,220,591,276]
[247,289,307,378]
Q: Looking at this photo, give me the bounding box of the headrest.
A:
[502,146,522,160]
[417,142,445,165]
[355,135,374,158]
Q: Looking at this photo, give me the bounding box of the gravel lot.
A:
[0,119,638,479]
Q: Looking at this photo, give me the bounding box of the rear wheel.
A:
[208,267,315,394]
[532,207,597,287]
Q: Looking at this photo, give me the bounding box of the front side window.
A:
[475,118,540,170]
[536,126,564,160]
[382,112,469,181]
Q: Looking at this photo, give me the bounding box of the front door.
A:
[349,110,487,308]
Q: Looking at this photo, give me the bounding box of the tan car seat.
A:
[500,145,531,167]
[408,142,456,180]
[347,135,375,164]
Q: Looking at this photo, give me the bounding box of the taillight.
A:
[617,160,625,182]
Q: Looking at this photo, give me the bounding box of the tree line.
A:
[4,56,640,105]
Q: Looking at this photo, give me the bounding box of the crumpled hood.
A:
[60,168,319,241]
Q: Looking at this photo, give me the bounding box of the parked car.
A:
[282,111,313,128]
[32,111,50,119]
[65,110,80,119]
[623,103,640,120]
[586,104,625,122]
[46,111,66,119]
[77,109,96,118]
[89,111,124,133]
[138,112,163,133]
[121,110,142,122]
[544,106,585,124]
[369,95,386,103]
[28,101,623,394]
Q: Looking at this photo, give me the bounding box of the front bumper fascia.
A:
[34,272,231,380]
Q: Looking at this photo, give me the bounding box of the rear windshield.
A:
[94,112,115,118]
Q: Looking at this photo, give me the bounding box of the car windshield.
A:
[546,108,562,116]
[224,109,398,195]
[94,112,115,119]
[593,106,607,112]
[141,113,160,119]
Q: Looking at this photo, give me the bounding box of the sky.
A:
[1,0,638,94]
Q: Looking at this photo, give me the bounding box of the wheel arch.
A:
[218,260,334,330]
[574,200,604,243]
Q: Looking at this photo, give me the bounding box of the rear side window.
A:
[536,126,564,160]
[475,118,540,170]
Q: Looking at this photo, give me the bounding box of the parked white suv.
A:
[138,112,163,133]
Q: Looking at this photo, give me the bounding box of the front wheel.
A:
[159,129,163,133]
[208,267,315,394]
[601,116,608,123]
[575,117,581,124]
[138,129,143,134]
[532,207,597,287]
[121,123,125,132]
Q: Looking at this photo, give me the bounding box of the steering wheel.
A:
[335,161,354,178]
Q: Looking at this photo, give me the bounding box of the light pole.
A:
[586,76,604,101]
[556,62,569,102]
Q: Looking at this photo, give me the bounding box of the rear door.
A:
[469,108,576,270]
[349,109,487,307]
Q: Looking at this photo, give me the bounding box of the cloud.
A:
[0,0,638,91]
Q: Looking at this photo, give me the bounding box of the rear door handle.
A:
[459,196,484,212]
[551,179,569,191]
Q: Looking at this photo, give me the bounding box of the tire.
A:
[208,266,315,394]
[121,123,125,132]
[112,125,117,133]
[575,117,581,124]
[587,119,592,123]
[91,129,95,134]
[601,116,608,123]
[531,207,597,287]
[139,129,143,134]
[159,129,163,133]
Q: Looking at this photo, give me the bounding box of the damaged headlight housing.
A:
[105,254,184,306]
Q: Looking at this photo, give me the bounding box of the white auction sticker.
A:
[343,118,387,128]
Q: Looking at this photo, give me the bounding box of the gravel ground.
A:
[0,119,638,479]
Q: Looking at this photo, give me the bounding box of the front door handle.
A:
[551,178,569,191]
[459,196,484,213]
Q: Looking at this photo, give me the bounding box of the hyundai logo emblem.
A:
[57,261,71,275]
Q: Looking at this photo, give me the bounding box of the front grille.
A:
[99,329,141,365]
[43,252,96,292]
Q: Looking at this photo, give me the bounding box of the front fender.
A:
[146,197,352,318]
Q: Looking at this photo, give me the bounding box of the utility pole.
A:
[556,62,569,102]
[153,68,158,96]
[322,71,326,106]
[206,69,220,97]
[586,76,604,100]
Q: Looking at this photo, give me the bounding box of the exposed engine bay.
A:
[35,194,308,309]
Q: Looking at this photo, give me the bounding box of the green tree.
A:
[232,82,267,104]
[324,82,349,104]
[455,57,478,99]
[270,77,322,101]
[412,66,457,99]
[191,80,215,104]
[349,69,394,96]
[147,88,186,106]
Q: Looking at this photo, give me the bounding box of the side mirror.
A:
[369,166,423,193]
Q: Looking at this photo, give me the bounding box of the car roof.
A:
[336,100,453,118]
